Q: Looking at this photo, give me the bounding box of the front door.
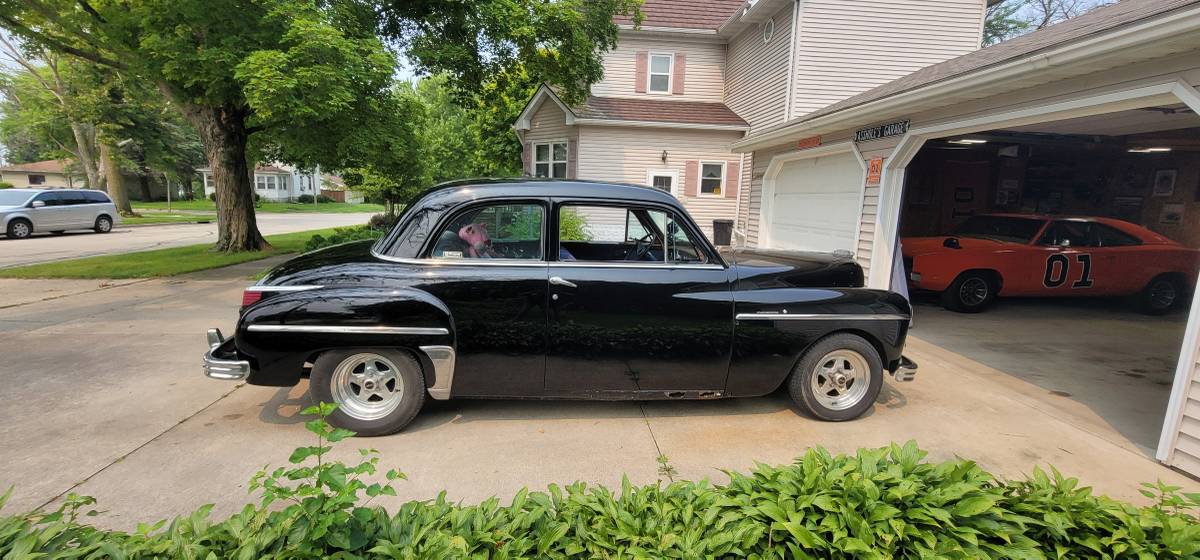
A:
[545,201,733,396]
[415,200,549,397]
[29,191,68,230]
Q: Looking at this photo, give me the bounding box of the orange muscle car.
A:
[902,214,1199,313]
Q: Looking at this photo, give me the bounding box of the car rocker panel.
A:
[204,179,917,434]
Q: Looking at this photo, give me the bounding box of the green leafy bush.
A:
[317,194,335,203]
[304,224,386,252]
[2,406,1198,559]
[297,194,315,203]
[0,181,13,189]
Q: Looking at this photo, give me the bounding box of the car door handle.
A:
[549,276,577,289]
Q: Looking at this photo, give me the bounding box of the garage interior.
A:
[897,105,1200,455]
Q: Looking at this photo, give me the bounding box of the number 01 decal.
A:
[1044,253,1094,289]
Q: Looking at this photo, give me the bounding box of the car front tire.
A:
[788,333,883,421]
[94,215,113,233]
[1139,275,1184,315]
[309,349,425,436]
[6,219,32,239]
[941,271,997,313]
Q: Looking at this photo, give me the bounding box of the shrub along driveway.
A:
[0,266,1195,530]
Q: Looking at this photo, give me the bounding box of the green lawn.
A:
[0,228,339,279]
[121,213,217,225]
[134,200,384,213]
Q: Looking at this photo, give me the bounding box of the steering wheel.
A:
[626,232,655,261]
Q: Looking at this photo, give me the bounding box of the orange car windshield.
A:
[953,216,1044,244]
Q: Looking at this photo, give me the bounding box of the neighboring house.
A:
[0,159,85,188]
[319,174,366,204]
[199,164,324,203]
[513,0,989,239]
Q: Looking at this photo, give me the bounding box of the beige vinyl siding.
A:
[0,171,76,188]
[575,125,742,240]
[523,100,576,176]
[725,2,794,130]
[789,0,984,118]
[1170,370,1200,475]
[591,34,726,103]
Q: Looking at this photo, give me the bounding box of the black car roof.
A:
[411,178,684,209]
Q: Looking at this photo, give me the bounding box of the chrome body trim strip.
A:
[735,313,910,321]
[203,328,250,381]
[246,325,450,335]
[245,285,323,292]
[369,249,726,270]
[419,345,456,400]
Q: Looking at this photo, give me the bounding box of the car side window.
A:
[84,191,111,204]
[32,192,61,206]
[1091,224,1141,247]
[559,204,706,264]
[61,191,88,205]
[427,202,544,260]
[1039,221,1092,248]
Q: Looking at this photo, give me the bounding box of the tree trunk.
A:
[136,166,153,201]
[99,141,133,215]
[182,103,266,252]
[70,122,101,190]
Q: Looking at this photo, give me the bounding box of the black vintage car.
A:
[204,180,916,435]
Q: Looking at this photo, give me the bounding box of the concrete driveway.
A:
[0,212,375,268]
[0,268,1195,530]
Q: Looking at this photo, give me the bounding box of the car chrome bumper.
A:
[203,328,250,381]
[893,356,917,382]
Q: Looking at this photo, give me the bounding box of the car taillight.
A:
[242,290,263,307]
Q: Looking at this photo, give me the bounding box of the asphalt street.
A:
[0,264,1194,530]
[0,212,375,268]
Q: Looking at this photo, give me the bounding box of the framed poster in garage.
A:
[1153,169,1177,197]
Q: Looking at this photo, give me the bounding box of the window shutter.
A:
[635,51,648,93]
[672,54,686,95]
[683,160,698,197]
[521,142,532,175]
[725,160,739,199]
[567,139,578,179]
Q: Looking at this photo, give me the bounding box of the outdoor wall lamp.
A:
[661,150,668,163]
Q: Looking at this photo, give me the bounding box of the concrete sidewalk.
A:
[0,271,1195,530]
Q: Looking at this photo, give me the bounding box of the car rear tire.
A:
[788,333,883,421]
[309,349,425,436]
[941,271,997,313]
[6,219,32,239]
[94,215,113,233]
[1139,275,1184,315]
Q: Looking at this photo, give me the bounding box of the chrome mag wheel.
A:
[330,353,405,421]
[959,277,990,307]
[809,349,870,411]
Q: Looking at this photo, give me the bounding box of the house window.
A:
[28,174,45,185]
[700,163,724,196]
[534,142,568,178]
[204,173,214,192]
[646,170,678,196]
[648,53,673,94]
[256,175,279,190]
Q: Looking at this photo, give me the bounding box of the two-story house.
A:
[513,0,988,239]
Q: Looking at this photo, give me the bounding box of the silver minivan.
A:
[0,188,120,239]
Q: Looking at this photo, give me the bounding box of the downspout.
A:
[783,0,801,121]
[733,151,747,246]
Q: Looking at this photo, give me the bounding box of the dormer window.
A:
[648,53,673,94]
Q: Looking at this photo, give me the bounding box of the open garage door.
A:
[893,104,1200,463]
[763,149,863,253]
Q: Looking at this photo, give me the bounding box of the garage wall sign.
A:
[855,120,910,142]
[866,158,884,186]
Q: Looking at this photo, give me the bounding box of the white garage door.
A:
[766,152,863,253]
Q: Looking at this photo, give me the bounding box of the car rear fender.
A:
[235,286,455,388]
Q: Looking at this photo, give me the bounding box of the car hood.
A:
[0,205,21,213]
[901,236,1018,257]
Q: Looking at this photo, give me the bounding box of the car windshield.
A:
[952,216,1044,243]
[0,191,35,206]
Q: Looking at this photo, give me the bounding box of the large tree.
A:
[0,0,398,251]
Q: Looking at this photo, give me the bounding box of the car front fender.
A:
[234,286,455,388]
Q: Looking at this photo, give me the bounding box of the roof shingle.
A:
[578,96,748,127]
[616,0,745,30]
[0,159,72,174]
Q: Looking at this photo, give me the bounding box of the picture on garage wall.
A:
[1153,169,1177,197]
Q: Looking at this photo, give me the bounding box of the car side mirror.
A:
[30,200,45,208]
[943,237,961,249]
